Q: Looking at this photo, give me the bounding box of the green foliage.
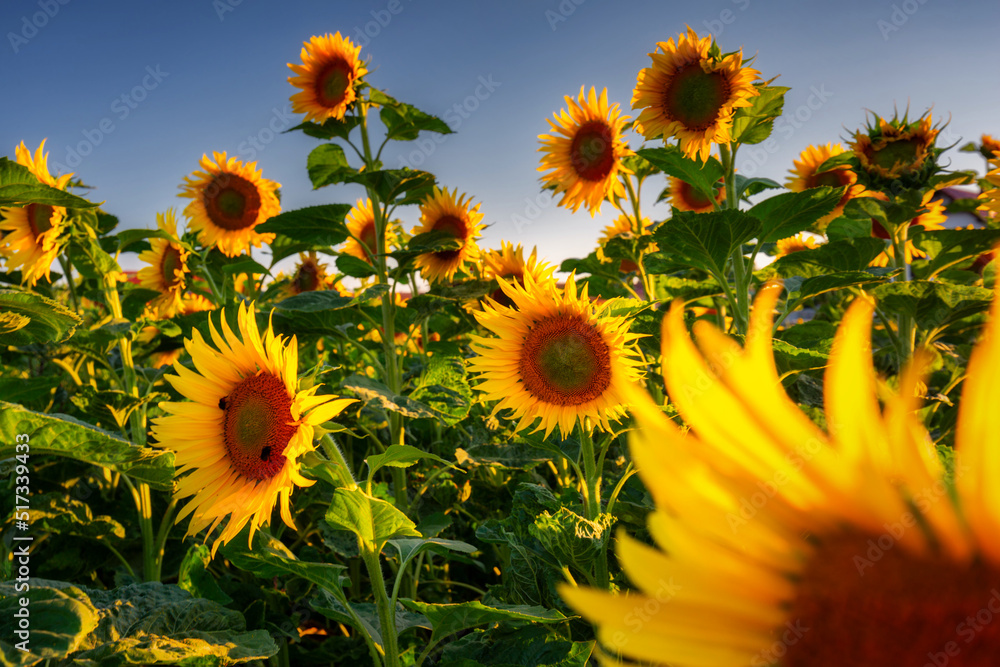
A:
[0,158,98,208]
[0,289,81,345]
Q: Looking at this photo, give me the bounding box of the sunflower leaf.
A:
[750,186,845,244]
[0,401,175,489]
[649,209,762,279]
[221,530,348,594]
[255,203,351,246]
[337,253,378,278]
[758,238,887,279]
[341,375,438,420]
[381,102,453,141]
[325,487,421,549]
[911,228,1000,278]
[398,599,567,649]
[307,144,357,188]
[67,235,123,282]
[730,85,790,145]
[366,445,457,487]
[287,116,362,141]
[870,281,993,337]
[0,288,81,345]
[636,147,723,201]
[0,157,99,208]
[178,544,232,605]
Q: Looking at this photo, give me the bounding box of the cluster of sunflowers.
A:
[4,25,1000,667]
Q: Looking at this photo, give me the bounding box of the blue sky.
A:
[2,0,998,273]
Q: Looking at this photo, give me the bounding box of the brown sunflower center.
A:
[781,529,1000,666]
[519,314,612,406]
[24,203,55,239]
[872,139,921,172]
[811,168,852,189]
[432,214,467,261]
[220,372,297,481]
[359,220,378,262]
[678,180,715,210]
[316,59,352,108]
[664,62,731,131]
[160,245,184,288]
[570,121,615,182]
[204,174,262,231]
[293,260,321,294]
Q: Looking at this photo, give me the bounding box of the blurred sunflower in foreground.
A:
[563,283,1000,665]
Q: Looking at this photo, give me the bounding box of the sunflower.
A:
[774,233,820,258]
[152,302,355,554]
[344,198,399,264]
[852,112,939,181]
[667,176,725,213]
[979,134,1000,160]
[870,193,947,267]
[137,209,190,318]
[469,272,643,439]
[411,187,484,283]
[977,159,1000,219]
[283,251,333,297]
[632,27,761,162]
[0,140,73,286]
[596,214,657,273]
[288,32,368,123]
[479,241,556,308]
[538,87,633,215]
[786,143,867,231]
[179,151,281,258]
[562,282,1000,665]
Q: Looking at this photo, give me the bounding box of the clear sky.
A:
[2,0,998,273]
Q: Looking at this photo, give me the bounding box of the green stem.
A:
[891,223,915,364]
[362,543,400,667]
[621,176,655,300]
[103,542,136,579]
[122,475,157,581]
[321,433,358,488]
[58,256,80,313]
[718,144,749,335]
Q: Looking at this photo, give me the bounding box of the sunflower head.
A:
[774,232,820,258]
[786,143,866,231]
[344,198,399,264]
[411,187,484,284]
[979,134,1000,160]
[632,27,761,162]
[179,151,281,258]
[137,209,190,318]
[469,272,643,439]
[538,87,633,216]
[284,251,333,297]
[288,32,368,123]
[0,140,73,286]
[152,302,355,554]
[851,111,941,185]
[479,241,556,308]
[561,283,1000,665]
[667,176,725,213]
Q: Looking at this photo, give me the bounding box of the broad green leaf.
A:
[220,257,270,276]
[410,356,473,425]
[114,228,174,253]
[325,487,421,548]
[26,492,125,541]
[656,275,723,301]
[381,101,453,141]
[637,146,723,201]
[388,537,478,566]
[760,238,887,278]
[912,228,1000,278]
[336,253,378,278]
[399,600,567,648]
[0,289,81,345]
[0,376,61,405]
[313,593,429,649]
[366,444,453,481]
[220,530,346,594]
[529,508,614,574]
[0,157,98,208]
[734,175,783,199]
[825,215,873,241]
[255,204,351,246]
[0,402,175,489]
[730,85,789,145]
[871,281,993,336]
[307,143,356,188]
[178,544,232,605]
[287,116,361,141]
[783,271,887,306]
[68,235,122,281]
[749,186,844,243]
[348,168,437,206]
[271,287,385,336]
[342,375,438,419]
[438,624,594,667]
[771,338,829,376]
[649,209,762,278]
[0,583,98,665]
[390,230,462,263]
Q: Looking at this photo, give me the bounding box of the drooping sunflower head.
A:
[667,176,725,213]
[479,241,556,308]
[344,198,399,265]
[596,214,657,273]
[851,111,941,183]
[152,302,355,554]
[288,32,368,123]
[979,134,1000,160]
[562,283,1000,665]
[411,187,484,284]
[786,143,866,231]
[179,151,281,258]
[469,272,643,439]
[0,140,73,286]
[632,27,761,162]
[774,232,820,258]
[538,86,634,216]
[137,209,190,318]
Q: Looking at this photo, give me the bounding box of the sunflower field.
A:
[3,23,1000,667]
